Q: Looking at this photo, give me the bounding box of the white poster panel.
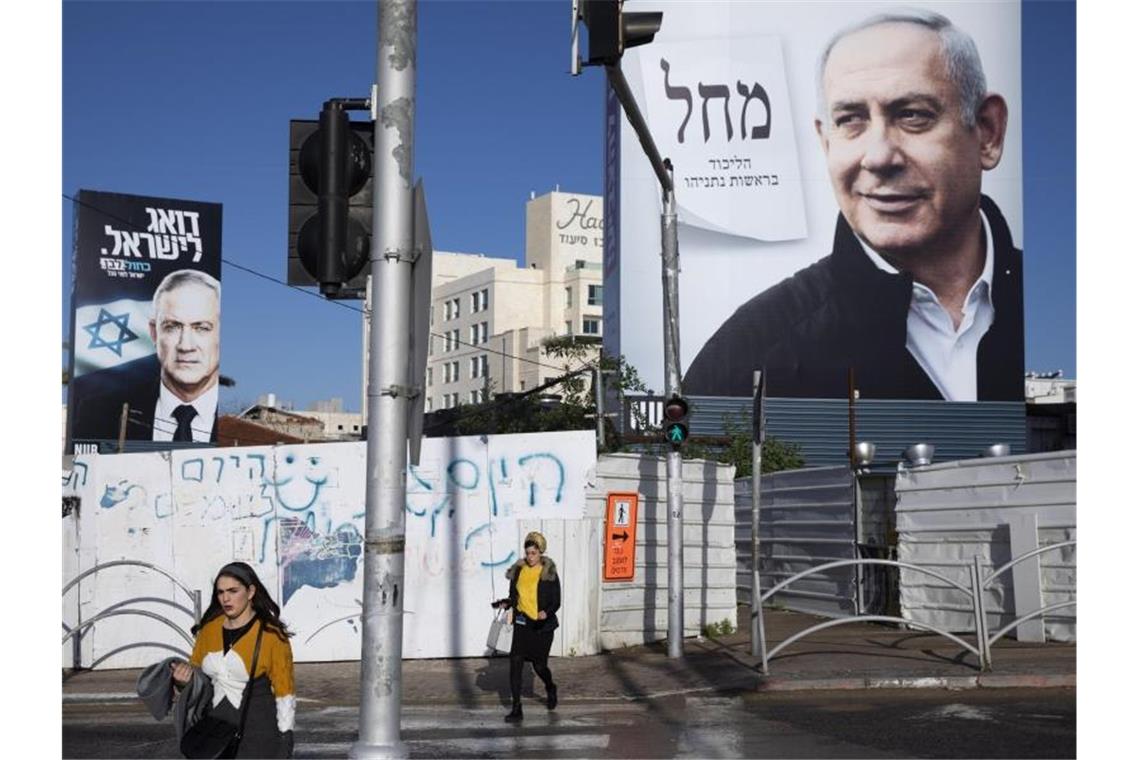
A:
[64,431,597,667]
[613,1,1023,400]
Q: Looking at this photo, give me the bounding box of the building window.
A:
[452,298,461,319]
[428,335,434,356]
[425,397,433,412]
[479,321,488,344]
[480,354,488,378]
[470,356,480,379]
[583,318,600,335]
[469,354,487,379]
[450,392,459,407]
[588,284,603,306]
[471,289,489,313]
[470,324,479,345]
[430,305,435,326]
[426,367,433,387]
[452,361,459,382]
[470,389,482,404]
[565,287,573,308]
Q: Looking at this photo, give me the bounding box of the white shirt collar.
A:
[854,210,996,401]
[154,379,218,442]
[857,209,995,295]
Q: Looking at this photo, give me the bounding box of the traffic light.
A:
[287,99,373,297]
[662,395,689,448]
[576,0,663,67]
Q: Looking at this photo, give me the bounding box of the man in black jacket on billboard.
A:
[684,9,1023,401]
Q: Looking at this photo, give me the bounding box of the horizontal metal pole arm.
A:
[760,558,972,603]
[605,64,673,193]
[62,609,195,647]
[765,615,981,663]
[983,540,1076,588]
[986,600,1077,646]
[63,560,200,606]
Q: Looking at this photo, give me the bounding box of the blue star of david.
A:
[82,308,139,357]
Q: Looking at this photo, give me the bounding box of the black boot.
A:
[504,704,523,723]
[546,684,558,710]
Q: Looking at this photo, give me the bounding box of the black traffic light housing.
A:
[662,395,689,448]
[578,0,662,67]
[287,98,372,297]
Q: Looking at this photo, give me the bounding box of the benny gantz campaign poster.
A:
[67,190,223,453]
[607,1,1024,402]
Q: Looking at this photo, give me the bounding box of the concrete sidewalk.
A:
[62,608,1075,706]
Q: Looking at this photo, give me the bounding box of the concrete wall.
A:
[592,454,737,649]
[894,450,1076,642]
[62,431,597,669]
[63,439,742,669]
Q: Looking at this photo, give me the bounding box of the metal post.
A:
[972,554,992,671]
[661,166,684,659]
[601,61,681,658]
[595,365,606,449]
[351,1,415,757]
[750,370,763,657]
[117,403,129,452]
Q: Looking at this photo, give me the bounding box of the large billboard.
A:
[607,1,1024,401]
[67,190,223,453]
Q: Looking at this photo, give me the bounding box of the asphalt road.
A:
[62,687,1075,759]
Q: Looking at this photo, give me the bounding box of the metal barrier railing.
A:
[753,541,1075,674]
[62,560,202,669]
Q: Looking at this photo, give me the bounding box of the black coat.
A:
[683,196,1024,400]
[505,557,561,632]
[70,354,218,443]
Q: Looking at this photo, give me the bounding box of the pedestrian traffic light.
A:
[662,395,689,448]
[575,0,663,68]
[287,99,373,298]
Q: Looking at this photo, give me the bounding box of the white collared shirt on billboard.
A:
[634,35,807,241]
[153,380,218,442]
[72,298,156,378]
[858,211,997,402]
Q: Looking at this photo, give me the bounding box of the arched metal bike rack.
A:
[62,560,201,669]
[753,542,1076,675]
[755,558,983,675]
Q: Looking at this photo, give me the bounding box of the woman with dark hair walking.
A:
[495,531,561,723]
[172,561,296,758]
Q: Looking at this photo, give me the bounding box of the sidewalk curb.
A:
[757,673,1076,692]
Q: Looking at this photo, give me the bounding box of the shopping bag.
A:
[486,608,514,653]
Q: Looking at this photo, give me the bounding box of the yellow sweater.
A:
[190,616,295,732]
[516,563,542,620]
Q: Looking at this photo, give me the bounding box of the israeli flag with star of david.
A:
[73,298,156,378]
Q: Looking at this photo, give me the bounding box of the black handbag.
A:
[180,622,264,759]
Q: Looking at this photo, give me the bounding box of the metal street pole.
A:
[595,365,606,449]
[661,165,684,659]
[351,1,416,757]
[602,62,685,659]
[750,370,764,657]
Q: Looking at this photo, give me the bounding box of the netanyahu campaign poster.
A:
[66,190,223,452]
[606,1,1024,402]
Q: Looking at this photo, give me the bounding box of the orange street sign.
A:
[603,492,639,582]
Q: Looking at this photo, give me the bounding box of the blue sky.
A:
[62,0,1076,412]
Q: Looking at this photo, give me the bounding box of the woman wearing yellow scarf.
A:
[495,531,561,722]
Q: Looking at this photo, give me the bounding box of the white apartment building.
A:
[362,190,604,417]
[1025,372,1077,404]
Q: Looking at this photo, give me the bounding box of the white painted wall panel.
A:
[61,431,597,668]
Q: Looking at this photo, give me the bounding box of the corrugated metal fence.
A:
[894,451,1076,642]
[687,397,1027,468]
[734,466,861,618]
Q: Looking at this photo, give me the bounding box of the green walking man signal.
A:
[662,395,689,449]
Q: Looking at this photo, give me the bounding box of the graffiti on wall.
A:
[69,432,596,663]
